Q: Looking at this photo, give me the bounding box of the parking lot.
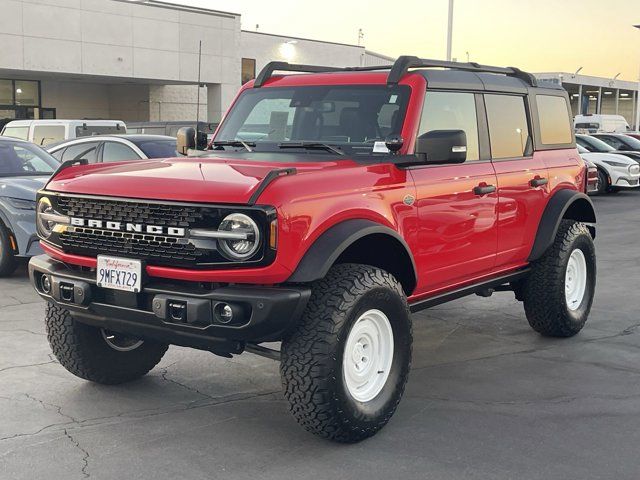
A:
[0,192,638,480]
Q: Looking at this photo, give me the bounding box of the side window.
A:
[418,91,480,161]
[32,125,65,146]
[536,95,572,145]
[50,147,66,160]
[102,142,141,162]
[1,126,29,141]
[484,94,531,159]
[598,136,623,150]
[61,142,99,162]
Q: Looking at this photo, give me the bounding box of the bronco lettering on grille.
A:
[70,217,186,237]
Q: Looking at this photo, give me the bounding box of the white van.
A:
[574,114,630,134]
[0,120,127,147]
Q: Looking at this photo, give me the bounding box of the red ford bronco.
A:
[29,56,596,442]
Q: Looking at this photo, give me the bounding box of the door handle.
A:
[473,184,496,195]
[529,177,548,187]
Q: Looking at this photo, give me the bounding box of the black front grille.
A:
[47,194,274,269]
[57,197,206,229]
[59,227,207,264]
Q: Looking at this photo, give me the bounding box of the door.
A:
[485,94,550,268]
[410,90,498,294]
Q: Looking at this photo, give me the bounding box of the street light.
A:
[446,0,454,61]
[634,25,640,130]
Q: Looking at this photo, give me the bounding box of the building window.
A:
[15,81,40,106]
[0,80,13,104]
[242,58,256,85]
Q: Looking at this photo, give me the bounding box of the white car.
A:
[577,144,640,194]
[1,120,127,147]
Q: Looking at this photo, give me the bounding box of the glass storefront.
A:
[0,79,43,129]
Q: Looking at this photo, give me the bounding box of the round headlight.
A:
[36,197,54,238]
[217,213,260,260]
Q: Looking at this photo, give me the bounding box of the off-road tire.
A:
[523,220,596,337]
[0,223,18,277]
[281,264,412,443]
[45,303,168,384]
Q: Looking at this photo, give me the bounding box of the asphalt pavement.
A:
[1,191,639,480]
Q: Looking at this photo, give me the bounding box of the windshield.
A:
[0,141,59,176]
[619,135,640,150]
[135,139,179,158]
[214,85,411,156]
[576,135,615,152]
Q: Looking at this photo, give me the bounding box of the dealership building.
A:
[1,0,638,128]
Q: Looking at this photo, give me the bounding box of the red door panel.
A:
[493,154,549,268]
[410,161,498,294]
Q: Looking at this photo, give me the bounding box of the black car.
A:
[575,134,640,163]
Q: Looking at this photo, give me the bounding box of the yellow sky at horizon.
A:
[175,0,640,81]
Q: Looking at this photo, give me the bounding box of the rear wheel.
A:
[0,223,18,277]
[281,264,412,443]
[522,220,596,337]
[45,303,168,384]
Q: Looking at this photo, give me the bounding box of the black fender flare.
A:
[287,219,417,287]
[528,189,596,261]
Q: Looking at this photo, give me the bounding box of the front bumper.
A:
[614,176,640,187]
[29,255,311,355]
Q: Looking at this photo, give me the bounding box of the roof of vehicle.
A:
[3,119,126,127]
[253,56,565,95]
[48,134,176,150]
[0,136,32,145]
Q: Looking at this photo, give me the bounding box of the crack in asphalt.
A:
[0,360,56,374]
[63,428,90,478]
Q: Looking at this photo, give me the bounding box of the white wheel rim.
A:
[343,309,394,403]
[565,249,587,311]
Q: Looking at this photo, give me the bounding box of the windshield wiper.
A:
[212,140,255,152]
[278,142,345,156]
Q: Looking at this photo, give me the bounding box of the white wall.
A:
[0,0,240,86]
[41,81,110,119]
[241,31,366,73]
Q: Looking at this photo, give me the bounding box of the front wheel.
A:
[281,264,412,443]
[0,223,18,277]
[522,220,596,337]
[46,303,168,384]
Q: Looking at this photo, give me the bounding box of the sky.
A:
[171,0,640,81]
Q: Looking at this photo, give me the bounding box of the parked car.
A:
[0,137,59,276]
[29,56,597,443]
[127,121,216,149]
[592,133,640,153]
[581,156,599,194]
[1,120,127,147]
[575,134,640,163]
[574,114,630,133]
[577,144,639,193]
[47,135,178,163]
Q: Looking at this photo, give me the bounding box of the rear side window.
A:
[102,142,141,162]
[418,91,480,161]
[1,126,29,141]
[61,142,99,162]
[33,125,65,146]
[536,95,572,145]
[75,125,125,137]
[485,95,530,159]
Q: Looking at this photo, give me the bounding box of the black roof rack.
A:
[253,55,538,88]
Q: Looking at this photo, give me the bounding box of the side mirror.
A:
[415,129,467,164]
[176,127,196,155]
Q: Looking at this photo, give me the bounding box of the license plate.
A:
[97,256,142,293]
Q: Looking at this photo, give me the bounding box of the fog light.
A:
[214,303,234,324]
[41,275,51,294]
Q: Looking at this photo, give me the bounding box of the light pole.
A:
[446,0,454,61]
[634,25,640,130]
